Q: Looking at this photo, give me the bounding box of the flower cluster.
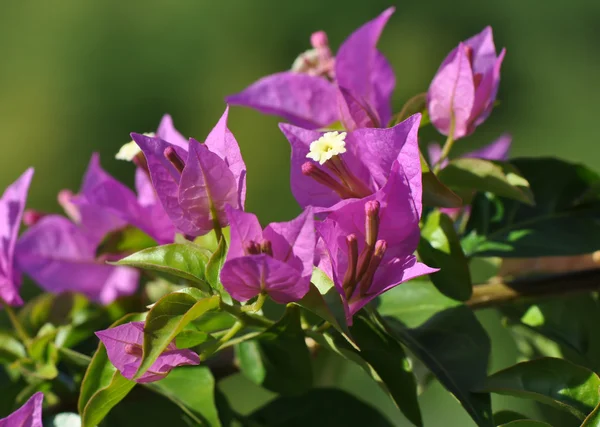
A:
[0,7,510,397]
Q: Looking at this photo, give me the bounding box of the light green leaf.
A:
[205,237,231,303]
[439,158,534,205]
[582,402,600,426]
[96,225,157,257]
[78,312,145,426]
[115,242,211,285]
[150,366,221,426]
[135,293,219,379]
[483,357,600,420]
[421,151,463,208]
[377,279,460,328]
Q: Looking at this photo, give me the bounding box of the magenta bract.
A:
[226,8,395,130]
[427,27,505,139]
[316,162,436,324]
[96,322,200,383]
[132,107,246,237]
[280,113,422,215]
[220,206,315,303]
[0,168,33,306]
[0,392,43,427]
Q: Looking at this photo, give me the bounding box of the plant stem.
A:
[219,300,274,328]
[433,115,456,174]
[393,93,427,125]
[467,269,600,310]
[241,292,267,313]
[0,298,30,343]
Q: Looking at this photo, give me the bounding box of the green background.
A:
[1,1,597,425]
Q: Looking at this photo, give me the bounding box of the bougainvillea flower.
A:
[132,106,246,237]
[220,206,314,303]
[316,162,436,324]
[0,168,33,307]
[0,392,43,427]
[428,133,512,170]
[66,153,175,244]
[16,215,139,305]
[226,8,395,130]
[280,113,422,214]
[427,27,505,139]
[96,322,200,383]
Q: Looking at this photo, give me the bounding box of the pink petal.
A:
[227,71,338,129]
[0,392,43,427]
[179,141,239,236]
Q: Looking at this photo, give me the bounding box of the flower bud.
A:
[164,146,186,175]
[427,27,505,139]
[364,200,380,247]
[342,234,358,298]
[260,239,273,257]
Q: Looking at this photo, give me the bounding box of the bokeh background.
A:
[1,1,598,425]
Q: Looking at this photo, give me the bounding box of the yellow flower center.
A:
[306,131,347,165]
[115,132,154,161]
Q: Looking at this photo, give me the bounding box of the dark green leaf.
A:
[493,411,531,425]
[418,211,472,301]
[482,357,600,420]
[464,158,600,257]
[439,158,534,205]
[115,242,211,286]
[498,421,552,427]
[350,315,422,427]
[383,306,493,426]
[150,366,221,426]
[296,283,348,336]
[376,278,460,328]
[135,293,220,379]
[96,225,157,257]
[502,295,600,371]
[248,388,394,427]
[235,341,266,385]
[237,306,312,396]
[421,152,463,208]
[205,237,231,303]
[78,313,144,426]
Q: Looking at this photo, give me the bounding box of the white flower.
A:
[306,131,347,165]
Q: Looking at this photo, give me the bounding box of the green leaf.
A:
[439,158,534,205]
[175,329,213,349]
[135,293,219,379]
[0,332,26,363]
[582,403,600,426]
[115,242,211,286]
[96,225,157,257]
[383,306,493,426]
[81,371,135,427]
[350,315,422,427]
[248,388,394,426]
[376,278,460,328]
[482,357,600,420]
[498,421,552,427]
[235,340,266,384]
[296,283,348,336]
[421,152,463,208]
[237,306,312,396]
[418,211,472,301]
[493,411,531,425]
[78,312,144,426]
[205,237,231,303]
[463,158,600,257]
[149,366,221,426]
[502,295,600,371]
